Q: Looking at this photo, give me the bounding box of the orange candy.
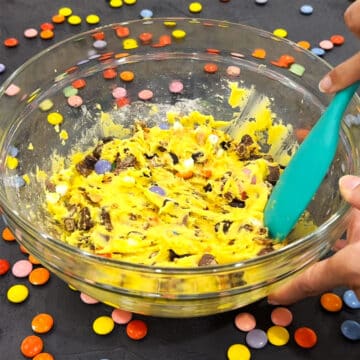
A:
[31,313,54,334]
[294,327,318,349]
[152,34,172,47]
[29,267,51,285]
[126,319,148,340]
[4,37,19,47]
[28,254,41,265]
[2,227,15,241]
[203,63,218,74]
[40,29,55,40]
[271,54,295,68]
[176,170,194,179]
[72,78,87,89]
[320,292,343,312]
[92,31,105,40]
[251,48,266,59]
[33,353,55,360]
[20,335,44,358]
[115,26,130,38]
[139,32,153,45]
[119,70,135,82]
[19,244,29,254]
[330,34,345,46]
[206,48,221,55]
[295,128,310,143]
[52,14,66,24]
[297,40,311,50]
[103,68,117,80]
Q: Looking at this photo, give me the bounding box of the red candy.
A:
[126,319,148,340]
[0,258,10,275]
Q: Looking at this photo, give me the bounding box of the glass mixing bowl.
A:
[0,18,359,317]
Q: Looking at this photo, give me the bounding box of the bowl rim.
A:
[0,17,355,274]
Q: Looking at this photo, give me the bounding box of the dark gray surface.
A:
[1,1,360,359]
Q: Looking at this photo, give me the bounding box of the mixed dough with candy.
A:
[44,85,294,267]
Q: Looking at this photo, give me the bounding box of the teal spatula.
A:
[264,82,359,241]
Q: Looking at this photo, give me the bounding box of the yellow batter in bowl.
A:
[43,83,296,267]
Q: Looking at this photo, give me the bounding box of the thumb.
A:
[318,52,360,93]
[339,175,360,209]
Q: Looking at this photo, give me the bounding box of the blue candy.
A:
[341,320,360,341]
[158,122,170,130]
[94,159,112,174]
[149,185,166,196]
[0,63,6,74]
[311,47,325,56]
[300,5,314,15]
[246,329,268,349]
[343,290,360,309]
[140,9,153,19]
[8,145,19,157]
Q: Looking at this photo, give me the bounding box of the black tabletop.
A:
[1,1,360,359]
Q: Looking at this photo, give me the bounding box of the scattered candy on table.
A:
[0,1,358,359]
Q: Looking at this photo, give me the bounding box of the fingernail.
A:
[339,175,360,191]
[318,75,332,93]
[267,297,280,305]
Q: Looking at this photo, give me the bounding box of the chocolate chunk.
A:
[78,207,93,230]
[45,179,56,192]
[203,183,212,192]
[92,143,103,159]
[266,165,280,185]
[215,220,233,234]
[169,152,179,164]
[64,218,76,232]
[114,154,137,173]
[168,249,190,261]
[229,198,245,208]
[220,140,231,150]
[257,246,274,256]
[76,155,97,176]
[198,253,217,266]
[235,135,256,160]
[240,134,254,146]
[157,146,167,152]
[100,208,113,231]
[222,220,232,233]
[191,151,204,163]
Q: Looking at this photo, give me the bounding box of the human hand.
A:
[268,175,360,305]
[318,0,360,93]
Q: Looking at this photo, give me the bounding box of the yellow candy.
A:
[189,2,202,13]
[58,7,72,17]
[47,112,63,126]
[68,15,82,26]
[7,284,29,303]
[68,284,77,291]
[6,156,19,170]
[109,0,123,7]
[124,0,136,4]
[163,21,177,27]
[227,344,251,360]
[59,129,69,141]
[93,316,115,335]
[39,99,54,111]
[273,28,288,38]
[123,38,138,50]
[267,326,290,346]
[172,29,187,39]
[23,174,30,184]
[86,14,100,25]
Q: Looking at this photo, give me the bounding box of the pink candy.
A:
[12,259,33,278]
[111,308,133,324]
